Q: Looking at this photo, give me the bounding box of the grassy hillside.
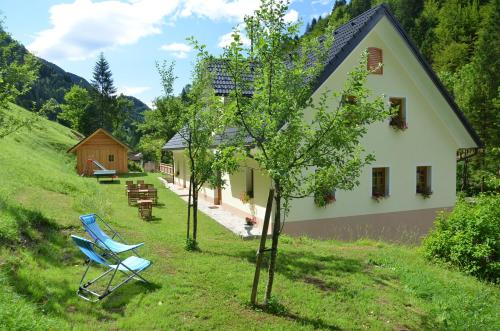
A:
[0,104,498,330]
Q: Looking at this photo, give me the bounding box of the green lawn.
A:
[0,104,499,330]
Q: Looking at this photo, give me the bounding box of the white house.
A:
[163,5,482,242]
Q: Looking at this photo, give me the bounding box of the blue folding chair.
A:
[80,214,143,255]
[71,235,151,302]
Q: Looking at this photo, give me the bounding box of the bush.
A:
[423,194,500,282]
[128,161,143,172]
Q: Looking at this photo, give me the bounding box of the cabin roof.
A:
[67,128,130,153]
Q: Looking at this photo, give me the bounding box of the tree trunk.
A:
[250,188,274,305]
[264,187,281,305]
[193,188,198,241]
[187,177,192,240]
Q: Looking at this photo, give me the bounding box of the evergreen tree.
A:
[91,52,118,131]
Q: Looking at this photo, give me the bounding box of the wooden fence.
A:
[159,163,174,183]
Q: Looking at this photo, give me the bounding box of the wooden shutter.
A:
[367,47,383,74]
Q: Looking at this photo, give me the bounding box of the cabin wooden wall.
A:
[75,131,128,175]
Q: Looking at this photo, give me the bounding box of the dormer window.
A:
[367,47,383,74]
[389,97,407,131]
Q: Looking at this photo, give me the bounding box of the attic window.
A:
[367,47,383,74]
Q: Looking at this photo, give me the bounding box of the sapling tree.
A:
[221,0,390,305]
[138,61,184,162]
[179,40,239,250]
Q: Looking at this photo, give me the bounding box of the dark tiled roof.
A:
[163,127,253,151]
[165,4,482,150]
[163,128,188,151]
[210,5,381,96]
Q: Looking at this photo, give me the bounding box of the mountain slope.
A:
[0,27,150,116]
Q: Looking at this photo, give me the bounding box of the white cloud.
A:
[160,42,192,59]
[28,0,179,61]
[118,86,151,96]
[284,9,299,23]
[218,24,251,48]
[178,0,261,21]
[312,0,331,5]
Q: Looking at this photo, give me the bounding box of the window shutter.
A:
[367,47,383,74]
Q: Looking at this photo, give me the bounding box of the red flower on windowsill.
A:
[372,192,386,202]
[389,116,408,131]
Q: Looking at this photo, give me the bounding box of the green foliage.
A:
[138,61,184,162]
[0,23,39,139]
[90,52,119,132]
[38,98,61,121]
[263,296,288,315]
[423,194,500,282]
[58,85,92,133]
[184,237,199,251]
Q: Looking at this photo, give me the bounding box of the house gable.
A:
[311,4,481,148]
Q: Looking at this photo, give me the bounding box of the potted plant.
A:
[372,192,386,202]
[417,186,433,199]
[389,116,408,131]
[241,192,257,225]
[314,188,336,208]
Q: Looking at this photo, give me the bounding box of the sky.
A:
[1,0,334,108]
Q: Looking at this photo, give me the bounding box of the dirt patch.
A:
[303,276,340,292]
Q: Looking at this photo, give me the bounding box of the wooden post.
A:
[250,188,274,306]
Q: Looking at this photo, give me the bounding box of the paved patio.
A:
[159,177,266,239]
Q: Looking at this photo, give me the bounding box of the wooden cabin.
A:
[68,128,129,175]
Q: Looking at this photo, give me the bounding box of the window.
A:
[245,168,254,198]
[389,97,407,130]
[367,47,383,74]
[416,166,432,196]
[372,167,389,197]
[108,154,115,162]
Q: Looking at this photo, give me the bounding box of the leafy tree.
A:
[91,52,118,131]
[0,21,39,138]
[179,40,239,250]
[451,0,500,192]
[222,0,389,305]
[58,85,93,133]
[38,98,61,121]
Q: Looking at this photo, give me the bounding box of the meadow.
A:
[0,105,498,330]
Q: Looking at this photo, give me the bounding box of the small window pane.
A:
[416,166,431,194]
[372,167,388,197]
[108,154,115,162]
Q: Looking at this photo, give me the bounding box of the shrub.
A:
[423,194,500,282]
